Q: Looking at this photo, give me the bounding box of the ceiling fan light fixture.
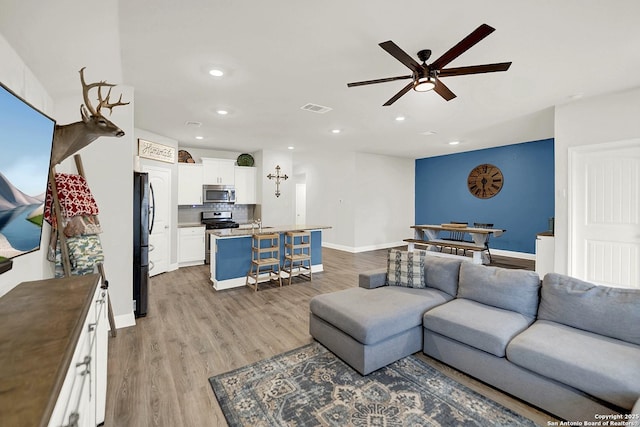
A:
[413,76,436,92]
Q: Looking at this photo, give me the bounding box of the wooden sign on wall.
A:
[138,139,176,163]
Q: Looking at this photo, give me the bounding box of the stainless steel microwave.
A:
[203,185,236,204]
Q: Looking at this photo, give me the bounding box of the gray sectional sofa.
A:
[309,253,640,422]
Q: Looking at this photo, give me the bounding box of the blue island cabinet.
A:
[210,229,324,290]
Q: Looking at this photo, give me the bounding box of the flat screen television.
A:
[0,82,55,274]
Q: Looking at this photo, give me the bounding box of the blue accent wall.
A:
[415,139,554,254]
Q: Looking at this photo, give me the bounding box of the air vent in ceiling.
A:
[185,120,202,127]
[300,103,332,114]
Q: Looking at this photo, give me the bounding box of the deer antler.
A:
[79,67,128,117]
[96,86,130,116]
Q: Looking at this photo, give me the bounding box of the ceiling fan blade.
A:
[438,62,512,77]
[347,75,412,87]
[430,24,495,71]
[434,79,456,101]
[379,41,422,73]
[382,82,414,106]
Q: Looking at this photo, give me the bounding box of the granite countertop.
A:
[0,274,100,427]
[208,224,331,237]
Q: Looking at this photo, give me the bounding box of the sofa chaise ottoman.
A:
[309,253,463,375]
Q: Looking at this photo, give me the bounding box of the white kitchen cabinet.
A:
[202,158,235,185]
[178,226,206,266]
[234,166,257,204]
[535,233,555,278]
[178,163,203,205]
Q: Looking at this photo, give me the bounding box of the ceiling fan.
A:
[347,23,512,106]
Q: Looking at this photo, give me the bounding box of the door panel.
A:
[143,165,171,276]
[571,141,640,288]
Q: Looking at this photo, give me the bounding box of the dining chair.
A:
[444,221,468,255]
[473,222,494,262]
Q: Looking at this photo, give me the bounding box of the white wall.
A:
[354,153,414,250]
[554,86,640,274]
[294,150,414,252]
[54,87,136,328]
[0,33,55,296]
[136,129,180,267]
[259,150,295,226]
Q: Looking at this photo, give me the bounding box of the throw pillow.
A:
[387,249,426,288]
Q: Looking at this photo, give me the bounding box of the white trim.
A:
[323,241,535,260]
[490,248,536,260]
[322,241,406,253]
[424,251,474,262]
[212,264,324,291]
[179,260,205,268]
[114,312,136,329]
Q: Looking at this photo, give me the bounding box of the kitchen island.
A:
[208,225,331,290]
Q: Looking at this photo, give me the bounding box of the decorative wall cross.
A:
[267,165,288,198]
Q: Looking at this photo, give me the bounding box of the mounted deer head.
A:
[50,67,129,166]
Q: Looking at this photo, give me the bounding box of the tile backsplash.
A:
[178,203,256,225]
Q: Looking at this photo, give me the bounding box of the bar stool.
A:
[282,230,312,285]
[246,233,281,291]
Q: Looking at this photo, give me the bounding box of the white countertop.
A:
[207,224,331,237]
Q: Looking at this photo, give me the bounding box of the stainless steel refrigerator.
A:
[133,172,154,317]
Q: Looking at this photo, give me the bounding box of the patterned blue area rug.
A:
[209,342,536,426]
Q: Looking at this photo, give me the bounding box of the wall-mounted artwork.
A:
[0,82,55,267]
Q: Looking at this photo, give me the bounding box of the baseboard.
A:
[113,312,136,329]
[323,242,535,260]
[322,241,405,253]
[490,249,535,260]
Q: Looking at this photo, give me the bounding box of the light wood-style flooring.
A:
[105,248,556,426]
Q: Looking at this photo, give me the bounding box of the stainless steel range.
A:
[201,211,239,230]
[202,211,239,264]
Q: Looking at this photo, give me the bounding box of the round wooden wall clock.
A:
[467,164,503,199]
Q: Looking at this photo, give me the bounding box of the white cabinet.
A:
[535,233,555,278]
[49,281,108,427]
[234,166,257,204]
[202,158,235,185]
[178,163,203,205]
[178,226,206,266]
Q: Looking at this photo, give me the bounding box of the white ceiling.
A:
[2,0,640,158]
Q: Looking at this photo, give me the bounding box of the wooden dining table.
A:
[406,224,506,264]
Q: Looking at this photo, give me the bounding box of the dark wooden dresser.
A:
[0,274,107,427]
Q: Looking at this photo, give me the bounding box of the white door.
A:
[570,140,640,288]
[296,183,306,224]
[143,165,171,277]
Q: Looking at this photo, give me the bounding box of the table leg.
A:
[470,232,490,264]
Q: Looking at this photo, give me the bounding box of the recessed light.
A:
[331,129,341,134]
[216,110,228,115]
[288,146,295,150]
[209,69,224,77]
[395,116,406,121]
[195,136,204,140]
[448,141,460,145]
